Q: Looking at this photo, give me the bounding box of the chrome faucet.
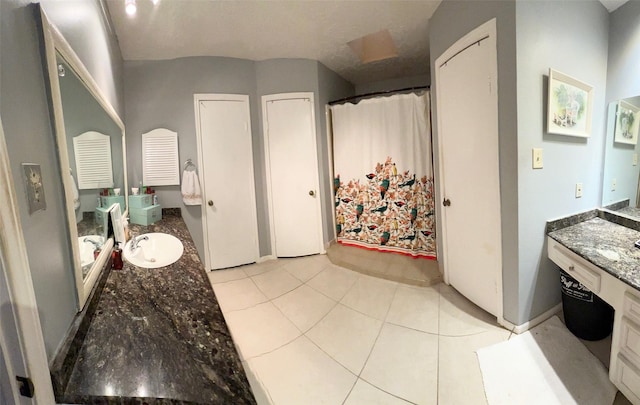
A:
[83,237,102,249]
[130,235,149,251]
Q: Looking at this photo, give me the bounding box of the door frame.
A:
[261,92,325,257]
[194,93,260,270]
[434,18,504,324]
[0,115,55,402]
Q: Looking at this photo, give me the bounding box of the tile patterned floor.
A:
[208,254,512,405]
[207,254,626,405]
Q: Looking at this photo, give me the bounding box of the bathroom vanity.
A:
[51,210,256,404]
[548,210,640,404]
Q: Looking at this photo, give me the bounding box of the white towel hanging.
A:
[181,170,202,205]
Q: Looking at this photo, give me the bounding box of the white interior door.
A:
[196,95,259,270]
[436,21,502,317]
[263,94,323,257]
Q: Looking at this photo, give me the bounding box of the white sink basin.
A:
[78,235,104,268]
[123,233,184,269]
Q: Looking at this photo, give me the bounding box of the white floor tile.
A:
[341,275,398,320]
[207,267,248,284]
[212,278,268,313]
[306,304,382,375]
[248,336,356,405]
[439,283,502,336]
[438,330,511,405]
[244,259,283,277]
[281,255,329,282]
[344,379,412,405]
[361,323,438,405]
[272,285,336,332]
[224,302,300,359]
[386,284,439,334]
[252,268,302,299]
[241,360,274,405]
[306,264,360,301]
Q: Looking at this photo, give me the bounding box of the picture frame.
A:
[614,100,640,145]
[547,69,593,137]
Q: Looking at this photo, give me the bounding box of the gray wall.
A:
[317,62,355,243]
[354,74,429,95]
[125,57,353,263]
[255,59,354,249]
[1,1,76,360]
[59,57,124,217]
[0,1,123,359]
[601,1,640,208]
[40,0,124,117]
[429,0,520,323]
[515,0,609,324]
[124,57,259,260]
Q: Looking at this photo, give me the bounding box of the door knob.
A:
[309,190,315,196]
[443,198,451,207]
[208,200,214,206]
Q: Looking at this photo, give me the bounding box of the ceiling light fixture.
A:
[125,0,137,16]
[151,0,160,5]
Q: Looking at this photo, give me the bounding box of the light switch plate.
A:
[532,148,543,169]
[576,183,583,198]
[634,154,638,166]
[612,178,617,191]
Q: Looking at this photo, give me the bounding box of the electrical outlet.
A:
[612,179,617,191]
[532,148,543,169]
[576,183,583,198]
[634,154,638,166]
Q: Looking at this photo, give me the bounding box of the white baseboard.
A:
[499,303,563,334]
[257,255,276,263]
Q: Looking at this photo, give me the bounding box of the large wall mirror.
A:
[602,95,640,218]
[40,9,127,310]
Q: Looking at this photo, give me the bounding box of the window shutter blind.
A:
[73,131,113,189]
[142,128,180,186]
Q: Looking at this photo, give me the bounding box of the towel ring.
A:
[184,159,197,172]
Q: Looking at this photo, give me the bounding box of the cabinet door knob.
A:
[309,190,315,196]
[208,200,214,206]
[443,198,451,207]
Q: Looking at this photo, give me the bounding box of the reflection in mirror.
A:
[40,9,127,311]
[56,54,125,279]
[602,95,640,219]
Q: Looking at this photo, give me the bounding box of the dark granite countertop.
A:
[59,211,256,404]
[548,217,640,291]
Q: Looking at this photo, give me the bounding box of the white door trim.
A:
[194,93,260,271]
[325,105,337,245]
[0,116,55,402]
[261,92,324,257]
[434,18,504,325]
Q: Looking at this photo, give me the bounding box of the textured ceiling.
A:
[105,0,442,85]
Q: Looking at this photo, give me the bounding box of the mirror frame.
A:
[39,8,128,310]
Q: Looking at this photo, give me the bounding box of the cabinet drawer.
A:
[616,355,640,404]
[620,317,640,365]
[548,238,601,294]
[625,292,640,326]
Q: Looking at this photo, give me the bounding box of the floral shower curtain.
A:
[331,92,436,258]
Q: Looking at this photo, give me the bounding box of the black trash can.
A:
[560,269,614,341]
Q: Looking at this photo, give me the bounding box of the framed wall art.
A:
[614,100,639,145]
[547,69,593,137]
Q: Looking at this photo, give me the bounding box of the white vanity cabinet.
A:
[547,237,640,404]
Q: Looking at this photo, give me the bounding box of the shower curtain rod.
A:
[328,85,430,106]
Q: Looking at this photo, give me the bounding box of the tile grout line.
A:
[436,281,441,405]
